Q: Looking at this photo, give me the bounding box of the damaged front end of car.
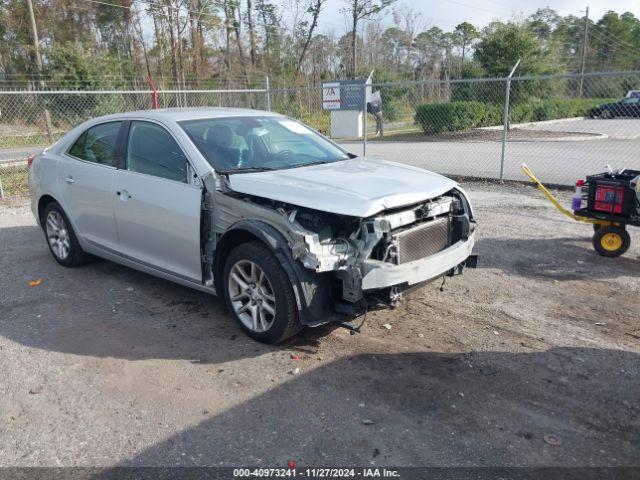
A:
[200,173,477,327]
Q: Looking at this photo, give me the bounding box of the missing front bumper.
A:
[360,231,477,291]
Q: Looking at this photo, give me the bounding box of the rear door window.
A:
[125,121,188,183]
[68,122,122,167]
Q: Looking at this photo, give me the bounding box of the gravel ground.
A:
[0,183,639,467]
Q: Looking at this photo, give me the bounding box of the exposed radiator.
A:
[393,217,451,264]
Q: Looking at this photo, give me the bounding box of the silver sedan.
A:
[29,108,477,343]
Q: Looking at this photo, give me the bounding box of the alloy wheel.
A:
[46,210,71,260]
[227,260,277,332]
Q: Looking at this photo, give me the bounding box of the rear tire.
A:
[601,109,614,119]
[592,225,630,258]
[222,241,302,343]
[43,202,91,267]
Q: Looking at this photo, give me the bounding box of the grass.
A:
[0,164,29,198]
[0,132,65,150]
[365,125,424,142]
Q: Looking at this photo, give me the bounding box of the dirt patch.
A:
[0,183,638,467]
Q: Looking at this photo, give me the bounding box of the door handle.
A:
[63,176,75,184]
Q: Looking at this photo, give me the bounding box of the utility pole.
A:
[26,0,53,141]
[579,6,589,98]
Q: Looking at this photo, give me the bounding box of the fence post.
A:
[264,76,271,111]
[363,83,368,156]
[500,59,520,183]
[0,176,4,200]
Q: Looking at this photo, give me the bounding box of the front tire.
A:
[222,241,302,343]
[43,202,91,267]
[592,225,630,257]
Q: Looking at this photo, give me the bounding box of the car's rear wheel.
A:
[601,109,614,119]
[223,241,302,343]
[43,202,91,267]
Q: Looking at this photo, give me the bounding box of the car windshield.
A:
[179,116,351,173]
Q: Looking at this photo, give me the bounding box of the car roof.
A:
[91,107,282,123]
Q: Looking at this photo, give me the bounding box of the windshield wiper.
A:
[281,158,348,170]
[223,166,276,174]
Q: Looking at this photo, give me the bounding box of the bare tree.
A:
[297,0,328,72]
[246,0,257,66]
[342,0,396,77]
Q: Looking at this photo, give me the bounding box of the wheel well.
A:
[213,228,262,293]
[37,195,57,226]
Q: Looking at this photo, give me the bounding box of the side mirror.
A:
[632,176,640,193]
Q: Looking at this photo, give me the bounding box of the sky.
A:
[311,0,640,34]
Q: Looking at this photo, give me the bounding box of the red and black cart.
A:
[522,165,639,258]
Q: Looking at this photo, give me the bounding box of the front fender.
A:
[215,220,340,326]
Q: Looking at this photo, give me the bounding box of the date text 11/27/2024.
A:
[232,468,401,478]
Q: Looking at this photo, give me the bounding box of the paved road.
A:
[3,118,639,185]
[0,146,44,163]
[521,117,640,140]
[342,137,640,185]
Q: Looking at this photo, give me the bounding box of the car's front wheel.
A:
[43,202,91,267]
[222,241,302,343]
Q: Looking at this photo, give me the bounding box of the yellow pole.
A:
[520,164,609,226]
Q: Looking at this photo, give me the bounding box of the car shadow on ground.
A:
[89,347,640,467]
[475,236,640,281]
[0,225,335,365]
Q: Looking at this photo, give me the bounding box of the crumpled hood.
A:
[227,157,458,217]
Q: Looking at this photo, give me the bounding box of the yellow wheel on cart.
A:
[592,225,630,257]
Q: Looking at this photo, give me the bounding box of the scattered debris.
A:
[125,287,135,292]
[543,434,562,446]
[361,419,375,425]
[459,392,464,397]
[28,386,44,395]
[493,330,500,335]
[290,354,300,360]
[382,324,392,330]
[290,368,300,375]
[595,322,606,326]
[418,333,424,338]
[28,279,43,287]
[372,448,380,458]
[358,403,366,407]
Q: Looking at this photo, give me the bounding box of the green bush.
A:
[414,97,618,133]
[415,101,487,134]
[482,104,503,126]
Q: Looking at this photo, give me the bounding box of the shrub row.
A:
[415,98,616,134]
[414,101,487,134]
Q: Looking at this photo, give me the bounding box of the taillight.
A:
[27,155,34,168]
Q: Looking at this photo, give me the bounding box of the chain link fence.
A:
[2,71,639,200]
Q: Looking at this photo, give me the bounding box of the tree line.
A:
[1,0,639,90]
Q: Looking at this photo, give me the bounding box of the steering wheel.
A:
[258,149,295,168]
[274,149,295,160]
